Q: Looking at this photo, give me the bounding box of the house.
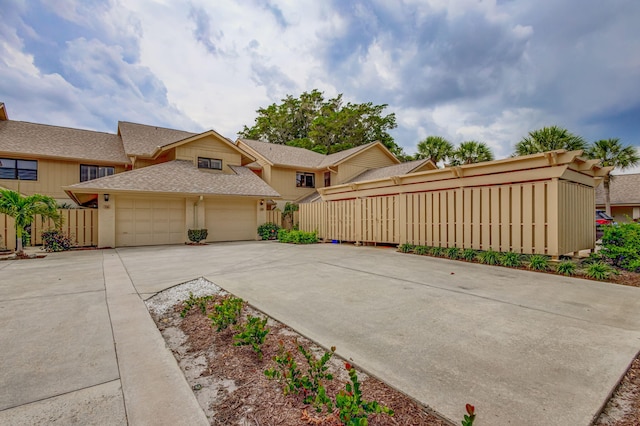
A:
[236,139,436,207]
[595,174,640,222]
[1,102,420,249]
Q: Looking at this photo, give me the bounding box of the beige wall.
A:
[335,146,397,184]
[204,197,259,242]
[175,135,242,173]
[0,157,125,201]
[268,167,320,201]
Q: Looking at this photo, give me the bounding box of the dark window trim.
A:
[296,171,315,188]
[80,164,115,182]
[198,157,223,170]
[0,157,38,181]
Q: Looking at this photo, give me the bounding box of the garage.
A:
[205,197,257,242]
[116,197,186,246]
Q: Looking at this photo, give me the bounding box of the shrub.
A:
[278,229,318,244]
[187,228,208,243]
[600,222,640,271]
[414,245,430,255]
[398,243,415,253]
[528,254,549,271]
[500,252,522,268]
[556,261,577,276]
[234,315,269,359]
[628,259,640,273]
[180,293,214,317]
[41,229,74,252]
[585,262,611,280]
[462,248,477,261]
[209,297,243,331]
[258,222,280,240]
[445,247,461,260]
[477,249,500,265]
[431,246,444,257]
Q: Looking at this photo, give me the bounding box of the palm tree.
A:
[415,136,454,166]
[0,189,61,254]
[585,138,640,216]
[450,141,495,165]
[514,126,587,155]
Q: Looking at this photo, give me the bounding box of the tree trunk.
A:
[604,175,612,217]
[15,229,23,255]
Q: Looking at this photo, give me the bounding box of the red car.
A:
[596,210,614,238]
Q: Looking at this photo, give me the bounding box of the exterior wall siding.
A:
[175,136,242,173]
[300,179,596,257]
[335,147,397,184]
[268,167,320,201]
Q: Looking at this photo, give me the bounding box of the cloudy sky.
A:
[1,0,639,171]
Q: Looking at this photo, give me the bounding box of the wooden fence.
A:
[266,210,299,230]
[0,209,98,251]
[300,180,595,257]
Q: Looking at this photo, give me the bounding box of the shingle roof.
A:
[347,159,436,183]
[237,139,326,168]
[118,122,197,158]
[596,173,640,205]
[65,160,280,197]
[318,142,381,167]
[0,120,129,163]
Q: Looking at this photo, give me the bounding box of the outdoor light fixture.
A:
[104,194,110,202]
[260,200,264,205]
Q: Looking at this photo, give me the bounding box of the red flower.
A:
[345,362,352,370]
[466,404,475,416]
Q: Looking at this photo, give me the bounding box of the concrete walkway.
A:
[1,242,640,425]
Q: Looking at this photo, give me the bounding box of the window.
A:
[296,172,315,188]
[0,158,37,180]
[324,172,331,187]
[80,165,115,182]
[198,157,222,170]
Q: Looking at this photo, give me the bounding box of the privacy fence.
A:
[300,150,610,258]
[0,209,98,251]
[266,209,299,230]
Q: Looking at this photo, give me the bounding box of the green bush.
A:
[556,261,577,276]
[477,249,500,265]
[445,247,461,260]
[500,252,522,268]
[398,243,415,253]
[585,262,611,280]
[209,297,244,331]
[431,246,444,257]
[528,254,549,271]
[462,248,477,261]
[258,222,280,240]
[187,228,208,243]
[234,315,269,359]
[278,229,318,244]
[600,223,640,271]
[41,229,74,252]
[414,245,430,255]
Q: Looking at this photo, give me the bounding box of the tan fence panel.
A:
[0,214,16,251]
[558,181,595,255]
[266,210,282,227]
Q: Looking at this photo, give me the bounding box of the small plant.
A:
[278,229,318,244]
[187,228,208,243]
[298,345,335,412]
[461,403,476,426]
[584,262,611,280]
[556,261,577,276]
[528,254,549,271]
[209,296,243,331]
[499,251,522,268]
[234,315,269,359]
[41,229,74,252]
[414,245,430,255]
[257,222,280,240]
[335,362,394,425]
[477,249,499,265]
[180,293,214,317]
[462,248,477,261]
[430,246,444,257]
[445,247,461,260]
[265,342,304,396]
[398,243,415,253]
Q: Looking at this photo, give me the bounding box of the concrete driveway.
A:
[1,242,640,425]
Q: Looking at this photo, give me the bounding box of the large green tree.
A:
[238,89,401,155]
[585,138,640,216]
[514,125,587,155]
[0,189,60,254]
[450,141,495,165]
[414,136,454,166]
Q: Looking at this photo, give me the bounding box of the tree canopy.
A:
[415,136,454,165]
[238,89,401,155]
[450,141,494,165]
[514,125,587,156]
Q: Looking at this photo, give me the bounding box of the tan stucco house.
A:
[1,102,426,249]
[596,174,640,222]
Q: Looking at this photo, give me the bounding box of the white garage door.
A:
[205,198,257,242]
[116,197,185,246]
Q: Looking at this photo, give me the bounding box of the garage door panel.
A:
[205,198,256,242]
[116,197,185,247]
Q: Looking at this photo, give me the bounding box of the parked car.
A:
[596,210,615,238]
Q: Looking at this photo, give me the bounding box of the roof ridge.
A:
[118,121,198,134]
[3,120,117,136]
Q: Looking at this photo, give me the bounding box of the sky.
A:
[1,0,639,172]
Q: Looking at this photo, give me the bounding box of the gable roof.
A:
[596,173,640,205]
[0,120,129,164]
[347,159,437,183]
[236,139,398,169]
[118,121,197,158]
[64,160,280,199]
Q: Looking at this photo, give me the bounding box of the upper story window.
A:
[296,172,315,188]
[81,165,115,182]
[0,158,38,180]
[198,157,222,170]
